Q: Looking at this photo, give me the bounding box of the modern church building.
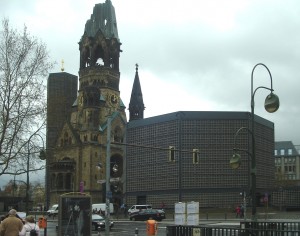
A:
[125,111,275,208]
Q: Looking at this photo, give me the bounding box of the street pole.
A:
[176,111,185,202]
[26,141,31,215]
[250,63,280,221]
[25,133,45,216]
[243,191,247,220]
[105,116,111,236]
[250,95,256,222]
[231,63,279,223]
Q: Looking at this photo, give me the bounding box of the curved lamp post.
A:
[230,127,254,169]
[231,63,279,222]
[230,127,254,220]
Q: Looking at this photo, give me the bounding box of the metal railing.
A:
[166,221,300,236]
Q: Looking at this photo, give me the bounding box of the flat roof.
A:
[127,111,274,129]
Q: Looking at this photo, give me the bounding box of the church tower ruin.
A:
[47,0,127,206]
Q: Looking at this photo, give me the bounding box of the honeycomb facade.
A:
[125,111,275,209]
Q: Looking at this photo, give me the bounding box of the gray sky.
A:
[1,0,299,186]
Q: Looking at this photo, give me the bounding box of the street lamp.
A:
[26,133,45,215]
[231,63,279,221]
[105,116,112,236]
[96,115,117,236]
[230,127,254,220]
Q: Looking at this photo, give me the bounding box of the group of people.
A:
[235,205,245,218]
[0,209,40,236]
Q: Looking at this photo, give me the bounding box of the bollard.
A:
[146,219,157,235]
[135,227,139,236]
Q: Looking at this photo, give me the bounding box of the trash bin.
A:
[146,219,158,235]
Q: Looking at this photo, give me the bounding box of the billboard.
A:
[58,194,91,236]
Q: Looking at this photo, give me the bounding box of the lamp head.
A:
[264,92,279,113]
[112,164,118,173]
[96,163,102,170]
[230,153,241,169]
[39,150,46,160]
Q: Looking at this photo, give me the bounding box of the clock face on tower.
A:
[109,94,119,106]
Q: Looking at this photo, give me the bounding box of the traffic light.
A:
[168,146,175,162]
[192,149,199,164]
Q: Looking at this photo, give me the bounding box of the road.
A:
[40,211,300,236]
[44,218,169,236]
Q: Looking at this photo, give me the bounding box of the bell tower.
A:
[48,0,127,206]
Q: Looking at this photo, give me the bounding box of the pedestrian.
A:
[160,202,166,210]
[240,205,244,218]
[123,204,127,217]
[99,209,104,216]
[19,215,40,236]
[235,205,241,218]
[0,209,23,236]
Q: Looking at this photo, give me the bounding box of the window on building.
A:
[280,149,285,155]
[288,149,292,155]
[65,173,72,190]
[274,150,278,156]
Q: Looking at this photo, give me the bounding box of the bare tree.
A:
[0,18,54,176]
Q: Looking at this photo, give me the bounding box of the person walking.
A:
[0,209,23,236]
[235,205,241,218]
[123,204,127,217]
[19,215,40,236]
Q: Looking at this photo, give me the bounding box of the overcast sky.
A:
[1,0,299,186]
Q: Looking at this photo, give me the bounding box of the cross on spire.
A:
[61,59,65,72]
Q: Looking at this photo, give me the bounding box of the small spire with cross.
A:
[61,59,65,72]
[135,63,139,72]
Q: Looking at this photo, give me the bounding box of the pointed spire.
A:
[129,64,145,121]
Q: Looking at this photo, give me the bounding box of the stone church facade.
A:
[46,1,128,207]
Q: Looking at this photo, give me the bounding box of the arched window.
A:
[57,173,64,189]
[51,174,56,189]
[113,126,123,142]
[65,173,72,190]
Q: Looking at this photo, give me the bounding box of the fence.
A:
[166,221,300,236]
